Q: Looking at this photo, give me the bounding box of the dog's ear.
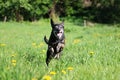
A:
[51,19,54,28]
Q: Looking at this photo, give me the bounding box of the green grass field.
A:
[0,20,120,80]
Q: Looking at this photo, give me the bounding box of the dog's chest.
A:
[51,43,62,53]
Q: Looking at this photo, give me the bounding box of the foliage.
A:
[0,0,52,21]
[91,0,120,23]
[0,0,120,23]
[0,21,120,80]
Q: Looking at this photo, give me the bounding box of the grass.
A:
[0,20,120,80]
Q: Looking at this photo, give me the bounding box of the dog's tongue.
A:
[57,32,62,38]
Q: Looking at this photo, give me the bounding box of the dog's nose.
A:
[59,31,62,33]
[56,29,59,32]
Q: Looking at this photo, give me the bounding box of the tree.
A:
[0,0,120,23]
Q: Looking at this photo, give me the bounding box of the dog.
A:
[44,19,65,66]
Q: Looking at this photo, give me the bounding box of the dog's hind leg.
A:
[46,53,52,66]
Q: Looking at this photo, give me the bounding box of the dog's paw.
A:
[54,54,60,59]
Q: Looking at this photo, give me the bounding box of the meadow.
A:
[0,20,120,80]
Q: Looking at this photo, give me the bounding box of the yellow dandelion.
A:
[89,51,95,56]
[94,33,101,37]
[40,42,44,46]
[0,43,6,47]
[12,60,16,63]
[32,43,36,46]
[38,42,44,48]
[42,49,46,53]
[62,70,66,74]
[49,71,56,75]
[11,60,16,66]
[43,75,51,80]
[73,39,80,44]
[32,78,37,80]
[11,54,16,57]
[12,63,16,66]
[67,67,73,71]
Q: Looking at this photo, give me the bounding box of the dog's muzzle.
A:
[54,30,63,39]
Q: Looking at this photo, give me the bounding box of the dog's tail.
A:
[44,36,49,44]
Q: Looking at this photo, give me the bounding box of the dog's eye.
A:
[55,26,58,28]
[60,26,64,28]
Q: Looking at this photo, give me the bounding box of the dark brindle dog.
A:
[44,19,65,66]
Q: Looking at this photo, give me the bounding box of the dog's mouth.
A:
[58,31,62,34]
[57,31,63,38]
[54,31,63,39]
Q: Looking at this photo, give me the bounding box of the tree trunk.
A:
[49,0,60,23]
[4,16,7,22]
[15,10,23,22]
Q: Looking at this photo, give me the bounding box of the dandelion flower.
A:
[89,51,95,56]
[12,63,16,66]
[62,70,66,74]
[11,60,16,66]
[11,54,16,57]
[32,43,36,46]
[67,67,73,71]
[32,43,38,48]
[40,42,44,46]
[32,78,37,80]
[38,42,44,48]
[49,71,56,75]
[12,60,16,63]
[43,75,51,80]
[0,43,6,47]
[42,49,46,53]
[73,39,80,44]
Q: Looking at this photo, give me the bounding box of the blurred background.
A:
[0,0,120,24]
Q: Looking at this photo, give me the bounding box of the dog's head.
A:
[51,19,64,39]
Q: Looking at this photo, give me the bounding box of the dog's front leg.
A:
[54,43,64,59]
[46,46,54,66]
[57,43,64,53]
